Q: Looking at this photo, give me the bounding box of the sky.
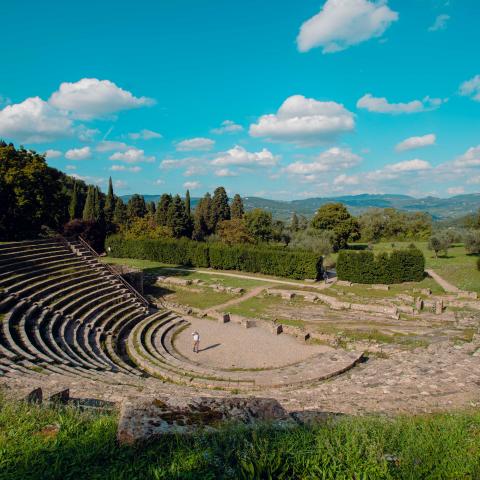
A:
[0,0,479,199]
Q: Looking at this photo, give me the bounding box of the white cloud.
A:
[96,140,129,152]
[447,186,465,195]
[395,134,436,152]
[387,159,432,172]
[249,95,355,145]
[357,94,444,114]
[49,78,155,119]
[211,145,279,167]
[333,174,360,185]
[128,129,162,140]
[454,145,480,168]
[297,0,398,53]
[114,180,128,190]
[283,147,362,175]
[0,96,73,143]
[65,146,91,161]
[109,165,142,172]
[210,120,243,135]
[44,149,62,158]
[183,181,201,190]
[154,179,165,185]
[215,168,238,177]
[428,14,450,32]
[459,75,480,102]
[109,147,155,164]
[176,137,215,151]
[65,165,77,171]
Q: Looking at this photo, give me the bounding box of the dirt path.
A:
[426,268,460,293]
[163,267,335,290]
[206,286,268,313]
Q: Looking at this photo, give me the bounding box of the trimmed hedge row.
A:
[336,247,425,284]
[105,235,322,280]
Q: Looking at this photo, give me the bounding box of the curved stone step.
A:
[53,283,120,313]
[0,251,75,271]
[0,246,70,265]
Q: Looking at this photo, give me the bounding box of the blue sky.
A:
[1,0,479,199]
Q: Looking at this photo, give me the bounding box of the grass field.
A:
[372,242,480,293]
[1,397,479,479]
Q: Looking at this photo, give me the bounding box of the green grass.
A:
[168,286,234,310]
[227,294,294,319]
[370,242,480,293]
[1,397,479,479]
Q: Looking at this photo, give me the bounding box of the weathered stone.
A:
[336,280,352,287]
[271,323,283,335]
[25,387,42,404]
[458,291,478,300]
[218,313,230,324]
[117,397,288,444]
[435,300,444,315]
[371,284,390,291]
[48,389,69,404]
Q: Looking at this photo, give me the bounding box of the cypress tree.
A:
[147,201,156,217]
[104,177,115,224]
[211,186,230,230]
[113,197,127,225]
[155,193,172,226]
[192,193,213,240]
[185,189,191,217]
[82,185,95,221]
[69,181,80,220]
[126,194,147,221]
[230,194,244,219]
[167,194,190,238]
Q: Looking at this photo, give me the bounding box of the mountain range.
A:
[120,193,480,221]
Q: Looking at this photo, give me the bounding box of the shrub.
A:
[464,230,480,254]
[105,235,322,279]
[336,246,425,284]
[63,219,105,252]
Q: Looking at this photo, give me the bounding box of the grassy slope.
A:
[1,398,479,480]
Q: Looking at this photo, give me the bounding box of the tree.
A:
[185,190,191,217]
[464,230,480,254]
[69,181,81,220]
[104,177,115,224]
[428,234,451,258]
[291,212,299,232]
[211,186,230,229]
[272,220,291,245]
[82,186,96,221]
[167,195,191,238]
[155,193,172,226]
[122,216,173,240]
[230,194,244,219]
[127,194,147,221]
[290,228,334,256]
[113,197,127,225]
[244,209,273,242]
[216,218,254,245]
[0,142,68,240]
[93,186,104,223]
[311,203,360,251]
[192,193,213,240]
[146,201,156,217]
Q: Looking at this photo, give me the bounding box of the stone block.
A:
[271,323,283,335]
[117,397,288,444]
[48,389,70,404]
[435,300,444,315]
[25,387,42,404]
[336,280,352,287]
[218,313,230,324]
[243,319,255,329]
[281,292,295,300]
[457,291,478,300]
[371,284,390,291]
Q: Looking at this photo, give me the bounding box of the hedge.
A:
[105,235,322,280]
[336,246,425,284]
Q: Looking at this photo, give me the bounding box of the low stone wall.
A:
[111,265,144,294]
[117,396,288,444]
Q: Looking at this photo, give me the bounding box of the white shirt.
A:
[192,333,199,342]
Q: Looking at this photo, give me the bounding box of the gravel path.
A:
[426,268,460,293]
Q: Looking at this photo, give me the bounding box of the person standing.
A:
[192,331,200,353]
[323,270,329,284]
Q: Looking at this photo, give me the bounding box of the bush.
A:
[336,246,425,284]
[105,235,322,279]
[63,219,105,252]
[464,230,480,254]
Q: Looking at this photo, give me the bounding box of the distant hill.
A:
[121,193,480,221]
